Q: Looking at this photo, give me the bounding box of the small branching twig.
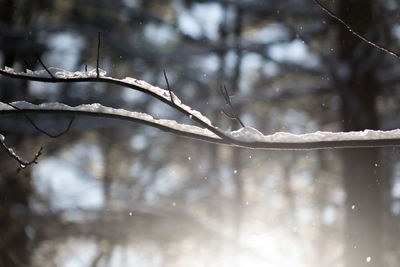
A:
[163,69,175,104]
[311,0,400,60]
[97,32,101,78]
[1,100,74,138]
[0,134,43,169]
[219,85,245,127]
[36,56,55,79]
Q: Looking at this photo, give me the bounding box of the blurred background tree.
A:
[1,0,400,266]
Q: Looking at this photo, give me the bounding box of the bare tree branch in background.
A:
[311,0,400,59]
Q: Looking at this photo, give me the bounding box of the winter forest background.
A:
[2,0,400,266]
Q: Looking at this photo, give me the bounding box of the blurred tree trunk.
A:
[0,156,32,267]
[336,1,384,266]
[0,1,42,265]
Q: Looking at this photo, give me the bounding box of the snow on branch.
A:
[1,67,400,150]
[0,66,228,139]
[1,99,74,138]
[2,101,400,150]
[0,101,222,144]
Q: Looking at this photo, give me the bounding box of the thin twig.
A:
[163,69,174,104]
[36,56,55,79]
[219,85,245,127]
[311,0,400,59]
[0,134,43,168]
[163,69,175,104]
[1,99,74,138]
[97,32,101,78]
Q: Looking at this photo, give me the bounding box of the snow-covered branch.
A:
[0,66,233,142]
[2,67,400,151]
[0,101,224,144]
[2,101,400,150]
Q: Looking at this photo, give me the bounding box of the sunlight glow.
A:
[233,231,306,267]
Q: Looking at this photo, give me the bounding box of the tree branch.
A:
[0,67,236,143]
[1,99,74,138]
[311,0,400,60]
[2,101,400,150]
[0,133,42,168]
[2,67,400,150]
